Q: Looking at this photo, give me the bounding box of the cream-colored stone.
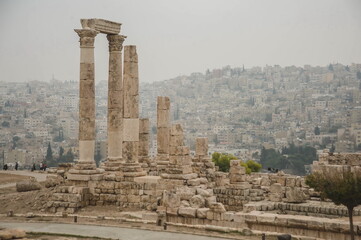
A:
[79,140,95,163]
[80,47,95,63]
[81,18,121,35]
[157,127,169,154]
[123,118,139,141]
[124,93,139,118]
[157,109,170,128]
[139,118,150,133]
[107,130,122,159]
[196,137,208,156]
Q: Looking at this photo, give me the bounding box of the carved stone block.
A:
[79,118,95,140]
[123,141,139,163]
[108,89,123,108]
[79,79,95,99]
[139,118,149,133]
[80,63,95,80]
[157,96,170,110]
[157,127,169,154]
[79,98,95,119]
[124,45,138,63]
[196,138,209,156]
[123,118,139,141]
[124,93,139,118]
[157,109,170,128]
[107,109,123,129]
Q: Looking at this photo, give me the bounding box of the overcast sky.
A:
[0,0,360,83]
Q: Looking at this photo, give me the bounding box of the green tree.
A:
[12,136,20,149]
[246,160,262,173]
[57,146,66,163]
[306,170,361,240]
[328,64,333,71]
[212,152,237,172]
[314,126,320,135]
[45,142,53,164]
[94,152,102,167]
[65,149,74,162]
[357,71,361,80]
[1,121,10,128]
[214,134,219,146]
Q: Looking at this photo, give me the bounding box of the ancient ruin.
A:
[46,19,361,240]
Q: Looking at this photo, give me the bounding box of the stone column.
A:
[122,45,145,179]
[156,96,170,172]
[74,28,98,169]
[139,118,150,170]
[104,34,126,172]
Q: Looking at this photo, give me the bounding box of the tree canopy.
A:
[260,144,317,175]
[306,169,361,240]
[212,152,262,173]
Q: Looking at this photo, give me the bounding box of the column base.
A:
[74,161,97,170]
[102,157,124,172]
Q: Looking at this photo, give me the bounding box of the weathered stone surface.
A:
[176,186,196,200]
[122,141,138,163]
[157,110,170,128]
[123,118,139,141]
[157,96,170,110]
[78,118,95,140]
[196,208,209,219]
[157,127,169,154]
[209,202,226,213]
[81,18,121,35]
[0,229,26,239]
[270,183,283,193]
[161,191,180,208]
[190,195,205,208]
[178,207,197,218]
[196,137,208,156]
[16,178,41,192]
[285,187,307,203]
[139,118,150,133]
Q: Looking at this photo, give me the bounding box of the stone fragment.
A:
[176,186,196,200]
[161,191,180,208]
[178,207,197,218]
[196,208,209,219]
[195,137,208,156]
[16,178,41,192]
[190,195,205,208]
[285,187,307,203]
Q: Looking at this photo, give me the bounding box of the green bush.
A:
[212,152,262,173]
[212,152,237,172]
[246,160,262,173]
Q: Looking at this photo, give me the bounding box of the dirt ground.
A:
[0,172,33,185]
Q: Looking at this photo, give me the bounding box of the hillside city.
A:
[1,63,361,174]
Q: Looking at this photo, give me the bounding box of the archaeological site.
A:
[2,18,361,240]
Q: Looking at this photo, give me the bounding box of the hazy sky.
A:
[0,0,360,83]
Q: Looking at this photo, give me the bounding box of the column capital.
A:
[107,34,127,52]
[74,29,99,47]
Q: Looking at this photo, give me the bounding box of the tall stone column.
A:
[156,96,170,173]
[139,118,150,171]
[104,34,126,172]
[74,28,98,170]
[122,45,146,180]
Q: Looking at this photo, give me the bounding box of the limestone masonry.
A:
[47,19,361,240]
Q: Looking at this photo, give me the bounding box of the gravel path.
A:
[0,222,231,240]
